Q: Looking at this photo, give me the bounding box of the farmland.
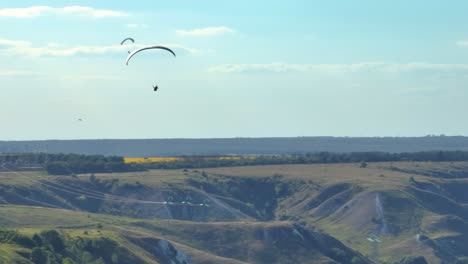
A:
[124,156,244,163]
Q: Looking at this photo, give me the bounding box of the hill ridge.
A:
[2,136,468,156]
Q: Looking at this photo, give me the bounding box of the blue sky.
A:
[1,1,468,140]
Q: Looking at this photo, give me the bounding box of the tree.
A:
[351,256,366,264]
[456,257,468,264]
[32,233,43,246]
[399,256,428,264]
[31,247,48,264]
[45,161,72,175]
[40,230,65,253]
[89,174,97,183]
[62,258,77,264]
[330,247,347,262]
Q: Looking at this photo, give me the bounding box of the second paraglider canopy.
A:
[120,38,135,45]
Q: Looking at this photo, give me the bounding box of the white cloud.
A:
[176,26,234,37]
[61,6,127,18]
[208,62,468,74]
[47,42,60,48]
[162,44,200,55]
[209,63,312,73]
[60,75,124,81]
[0,38,198,57]
[208,63,379,73]
[0,6,49,18]
[0,70,121,80]
[127,23,148,29]
[0,70,43,76]
[0,39,31,47]
[0,39,126,56]
[0,6,127,18]
[456,40,468,47]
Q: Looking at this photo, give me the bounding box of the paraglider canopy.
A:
[125,45,176,65]
[120,38,135,45]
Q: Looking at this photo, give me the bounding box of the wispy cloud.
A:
[456,40,468,47]
[127,23,148,29]
[0,39,128,56]
[209,63,311,73]
[0,70,44,76]
[162,44,200,55]
[0,70,124,80]
[0,38,198,57]
[0,39,31,48]
[209,62,468,74]
[0,6,128,18]
[60,75,125,81]
[176,26,234,37]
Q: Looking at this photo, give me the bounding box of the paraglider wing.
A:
[120,38,135,45]
[125,46,176,65]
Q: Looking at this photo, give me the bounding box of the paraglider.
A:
[123,44,175,92]
[120,38,135,45]
[121,38,135,53]
[125,45,176,65]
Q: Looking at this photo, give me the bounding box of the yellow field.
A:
[124,156,243,164]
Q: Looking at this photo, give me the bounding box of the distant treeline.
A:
[3,136,468,156]
[140,150,468,169]
[1,151,468,175]
[0,153,143,175]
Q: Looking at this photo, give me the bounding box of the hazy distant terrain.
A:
[2,136,468,156]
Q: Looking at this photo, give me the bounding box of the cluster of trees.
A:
[45,160,143,175]
[397,256,428,264]
[0,228,35,248]
[0,153,123,166]
[0,153,144,175]
[0,228,143,264]
[379,255,468,264]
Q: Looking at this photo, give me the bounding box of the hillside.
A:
[1,162,468,263]
[0,206,370,264]
[2,136,468,156]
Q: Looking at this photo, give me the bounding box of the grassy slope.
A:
[0,244,31,264]
[0,206,368,264]
[202,162,468,263]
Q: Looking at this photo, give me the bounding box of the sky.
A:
[1,0,468,140]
